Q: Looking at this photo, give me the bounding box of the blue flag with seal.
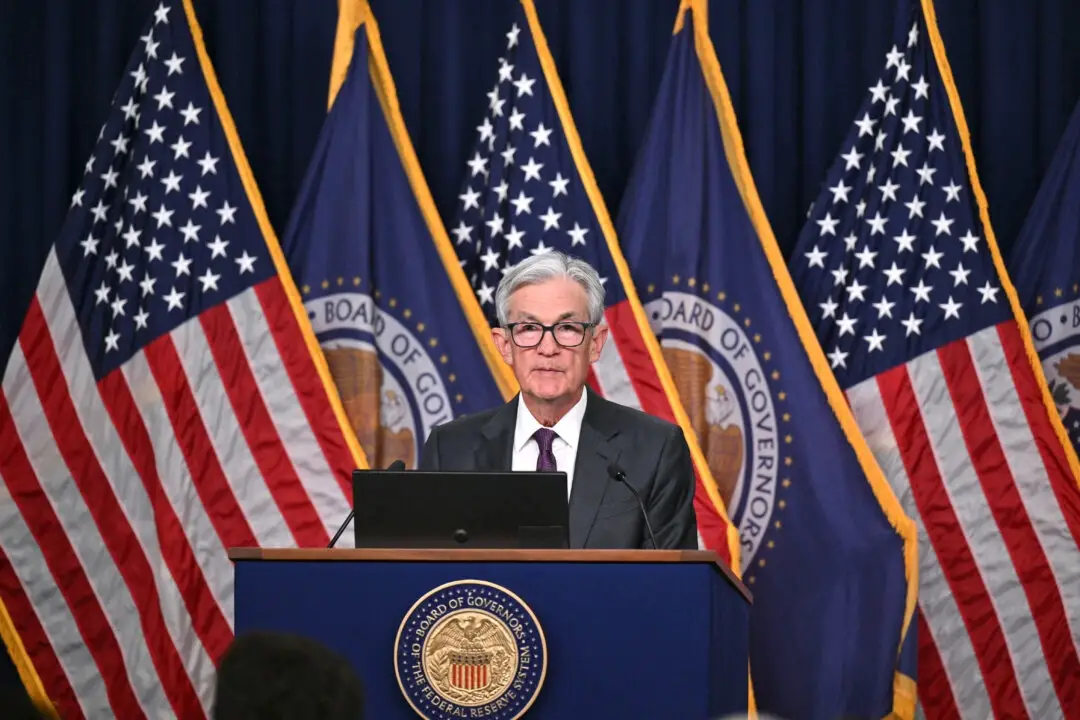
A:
[615,2,918,718]
[1009,98,1080,454]
[281,0,516,470]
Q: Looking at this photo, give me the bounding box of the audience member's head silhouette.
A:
[212,631,364,720]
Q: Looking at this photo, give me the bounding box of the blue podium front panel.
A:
[233,559,748,719]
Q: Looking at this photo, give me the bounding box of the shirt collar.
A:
[513,387,588,451]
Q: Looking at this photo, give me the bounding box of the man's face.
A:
[492,276,607,404]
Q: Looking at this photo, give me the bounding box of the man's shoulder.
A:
[428,404,506,440]
[590,392,681,438]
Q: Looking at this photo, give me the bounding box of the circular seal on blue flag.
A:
[394,580,547,720]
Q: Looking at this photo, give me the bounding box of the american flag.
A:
[0,1,361,717]
[450,0,738,563]
[789,1,1080,718]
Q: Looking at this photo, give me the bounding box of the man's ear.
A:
[588,324,609,364]
[492,327,514,366]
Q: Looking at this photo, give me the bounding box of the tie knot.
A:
[533,427,557,454]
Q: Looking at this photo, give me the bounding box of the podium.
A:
[229,548,751,719]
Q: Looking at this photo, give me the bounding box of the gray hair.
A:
[494,251,605,326]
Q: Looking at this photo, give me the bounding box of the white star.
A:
[235,251,256,274]
[567,223,589,246]
[116,259,135,283]
[895,58,911,82]
[817,212,839,236]
[128,191,148,215]
[104,329,121,353]
[505,226,525,250]
[866,211,888,235]
[836,312,858,337]
[829,179,851,204]
[876,132,888,154]
[884,96,900,117]
[80,234,99,257]
[805,245,827,268]
[506,23,520,48]
[122,226,142,248]
[165,52,185,76]
[94,281,111,305]
[854,113,877,137]
[890,144,911,167]
[110,296,127,318]
[855,246,877,268]
[828,347,849,369]
[486,86,505,117]
[493,180,510,203]
[137,156,156,179]
[521,158,544,182]
[198,269,221,293]
[498,58,514,83]
[872,296,896,319]
[863,328,887,352]
[922,245,944,269]
[154,2,170,24]
[500,143,517,166]
[910,279,932,303]
[144,120,166,144]
[866,163,878,185]
[164,287,185,311]
[905,195,926,219]
[480,247,501,272]
[171,136,192,160]
[144,238,166,262]
[101,167,119,189]
[513,73,535,96]
[949,262,971,286]
[189,185,210,210]
[109,133,130,155]
[916,162,937,186]
[477,282,495,305]
[819,296,839,319]
[153,85,175,110]
[508,109,525,132]
[217,202,237,225]
[884,262,906,286]
[485,212,504,237]
[831,266,849,287]
[908,22,919,48]
[180,102,201,125]
[509,191,533,215]
[179,219,201,243]
[869,79,889,103]
[208,235,229,258]
[90,200,108,224]
[841,147,863,170]
[878,178,900,202]
[943,181,962,202]
[477,117,495,144]
[939,296,962,319]
[172,253,193,277]
[977,281,999,304]
[197,151,219,175]
[846,279,868,301]
[927,129,946,152]
[161,170,183,194]
[530,240,553,256]
[959,230,980,253]
[130,63,147,91]
[451,222,473,245]
[931,212,954,236]
[133,308,150,330]
[843,233,859,251]
[459,187,481,211]
[530,123,552,147]
[885,45,904,69]
[912,75,929,99]
[139,273,156,297]
[151,204,174,228]
[901,311,923,336]
[540,207,562,230]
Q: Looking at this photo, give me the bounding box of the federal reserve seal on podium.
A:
[394,580,547,719]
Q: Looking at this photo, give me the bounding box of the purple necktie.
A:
[534,428,558,472]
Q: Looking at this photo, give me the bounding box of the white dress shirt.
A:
[511,388,588,499]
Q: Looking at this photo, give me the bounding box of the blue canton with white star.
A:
[789,3,1010,390]
[55,0,274,381]
[451,8,624,325]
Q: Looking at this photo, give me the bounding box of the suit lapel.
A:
[568,391,621,548]
[475,398,517,471]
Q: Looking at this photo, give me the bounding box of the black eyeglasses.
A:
[504,321,596,348]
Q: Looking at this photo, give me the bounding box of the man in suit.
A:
[419,251,698,549]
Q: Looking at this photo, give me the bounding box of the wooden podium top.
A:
[229,548,751,602]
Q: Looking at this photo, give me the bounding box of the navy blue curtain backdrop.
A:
[3,0,1080,699]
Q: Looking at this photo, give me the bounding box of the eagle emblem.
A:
[323,346,416,468]
[662,346,744,509]
[424,614,517,702]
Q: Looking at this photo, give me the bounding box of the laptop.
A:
[351,469,570,549]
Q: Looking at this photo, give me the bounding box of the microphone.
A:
[607,462,658,550]
[328,459,406,548]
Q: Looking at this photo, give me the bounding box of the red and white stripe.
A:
[0,250,358,718]
[591,299,733,561]
[846,320,1080,720]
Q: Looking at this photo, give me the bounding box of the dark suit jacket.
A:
[418,388,698,549]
